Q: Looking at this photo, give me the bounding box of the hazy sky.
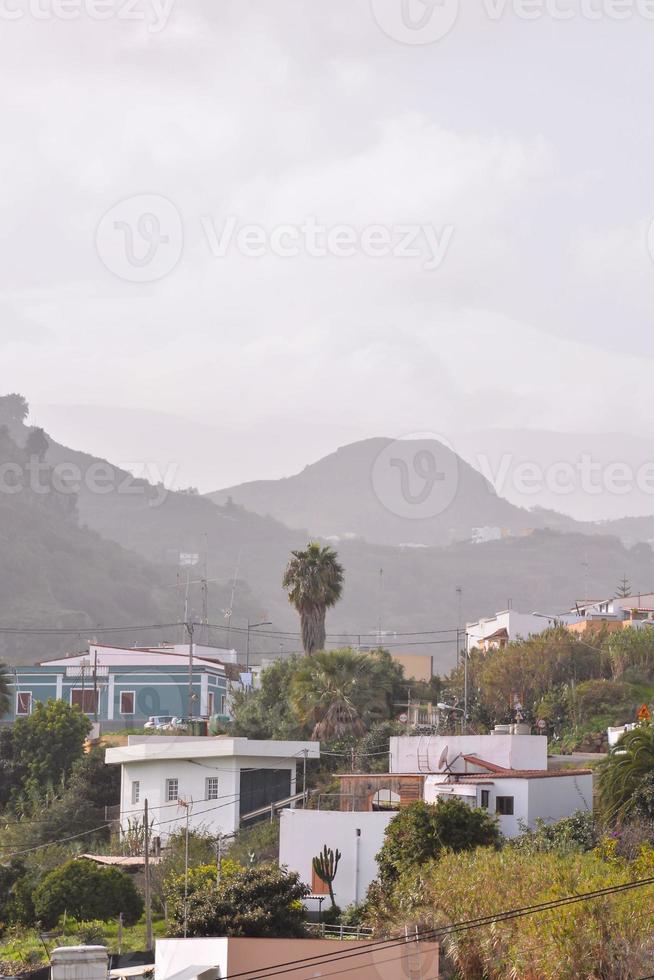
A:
[3,0,654,508]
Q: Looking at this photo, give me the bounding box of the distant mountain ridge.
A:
[207,437,581,547]
[4,396,654,675]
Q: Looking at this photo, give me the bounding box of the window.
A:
[480,790,490,809]
[132,781,140,804]
[496,796,514,816]
[206,777,219,800]
[220,694,227,715]
[16,692,32,716]
[166,778,179,802]
[71,689,99,714]
[120,691,135,715]
[207,691,215,716]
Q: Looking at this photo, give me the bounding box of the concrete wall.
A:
[389,734,548,774]
[156,937,439,980]
[391,653,433,681]
[526,773,593,824]
[279,809,395,908]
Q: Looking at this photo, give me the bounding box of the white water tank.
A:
[51,946,108,980]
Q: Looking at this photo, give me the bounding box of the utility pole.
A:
[302,749,308,808]
[462,628,468,735]
[246,621,272,673]
[93,648,98,723]
[186,621,195,719]
[215,834,222,888]
[179,799,191,938]
[456,586,463,670]
[143,799,153,952]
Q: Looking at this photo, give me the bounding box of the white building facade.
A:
[424,769,593,838]
[465,610,566,653]
[105,736,319,841]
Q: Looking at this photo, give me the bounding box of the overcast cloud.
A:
[2,0,654,510]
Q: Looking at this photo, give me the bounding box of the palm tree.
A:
[598,724,654,820]
[283,542,344,655]
[0,662,10,718]
[291,648,387,740]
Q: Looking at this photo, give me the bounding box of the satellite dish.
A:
[438,745,449,770]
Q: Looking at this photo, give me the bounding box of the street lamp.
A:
[246,620,272,671]
[437,701,467,734]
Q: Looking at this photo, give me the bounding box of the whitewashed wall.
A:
[279,809,395,909]
[389,735,547,774]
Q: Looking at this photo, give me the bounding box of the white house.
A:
[105,736,319,841]
[424,768,593,837]
[465,610,566,653]
[279,809,394,910]
[278,733,593,903]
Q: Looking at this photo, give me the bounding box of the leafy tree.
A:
[283,542,344,655]
[33,858,143,928]
[13,699,91,789]
[25,427,49,461]
[511,811,597,854]
[605,628,654,680]
[230,657,306,740]
[462,628,606,725]
[599,724,654,820]
[0,662,10,719]
[291,648,392,740]
[166,864,309,938]
[355,721,405,774]
[568,678,636,727]
[376,799,500,886]
[633,771,654,821]
[67,746,120,809]
[0,393,28,425]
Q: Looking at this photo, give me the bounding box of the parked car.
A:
[163,716,189,731]
[144,715,175,730]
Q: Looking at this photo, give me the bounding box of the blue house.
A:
[3,643,235,730]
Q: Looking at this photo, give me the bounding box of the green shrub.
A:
[33,859,143,929]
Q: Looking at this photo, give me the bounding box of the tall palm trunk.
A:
[301,607,326,655]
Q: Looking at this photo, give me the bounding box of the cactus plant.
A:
[312,844,341,908]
